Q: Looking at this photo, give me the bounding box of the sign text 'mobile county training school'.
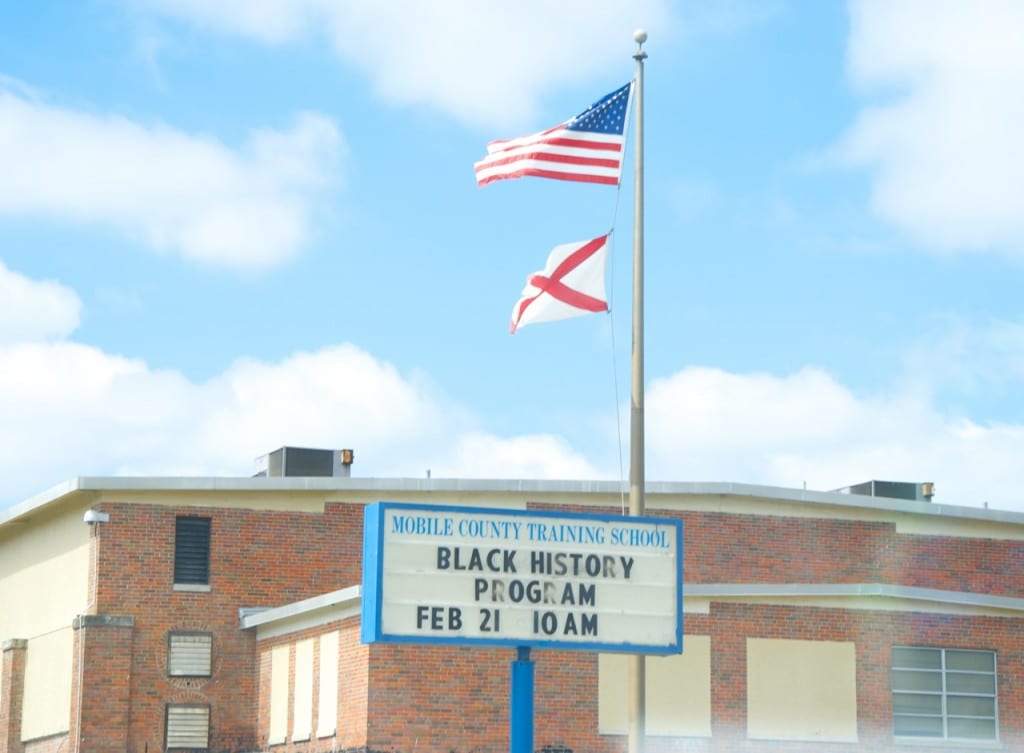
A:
[361,503,683,654]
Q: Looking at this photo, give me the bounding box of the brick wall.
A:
[357,602,1024,753]
[0,640,27,753]
[21,735,68,753]
[679,510,1024,596]
[90,501,365,752]
[338,621,368,749]
[72,615,134,753]
[254,616,367,753]
[684,603,1024,753]
[78,497,1024,753]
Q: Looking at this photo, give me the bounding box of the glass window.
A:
[892,647,998,742]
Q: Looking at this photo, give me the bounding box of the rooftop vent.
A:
[254,447,354,478]
[837,480,934,502]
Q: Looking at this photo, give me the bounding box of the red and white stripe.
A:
[475,125,625,186]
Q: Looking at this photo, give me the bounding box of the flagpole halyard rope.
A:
[606,229,627,516]
[475,72,636,512]
[607,76,641,515]
[607,170,628,515]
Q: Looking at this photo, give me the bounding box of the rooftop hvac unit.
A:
[843,480,934,502]
[253,447,354,478]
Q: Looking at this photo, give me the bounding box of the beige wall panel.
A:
[21,628,73,741]
[317,632,339,738]
[293,639,313,742]
[599,637,711,737]
[269,645,290,745]
[0,509,89,642]
[598,653,628,734]
[747,638,857,742]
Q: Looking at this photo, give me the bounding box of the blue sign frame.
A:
[361,501,683,654]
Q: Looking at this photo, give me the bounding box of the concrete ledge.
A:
[72,614,135,629]
[1,638,27,651]
[686,583,1024,613]
[240,585,362,640]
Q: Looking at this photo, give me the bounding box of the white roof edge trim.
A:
[686,583,1024,612]
[7,476,1024,528]
[240,585,362,630]
[0,477,84,526]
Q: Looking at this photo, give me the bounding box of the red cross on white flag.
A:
[510,234,610,334]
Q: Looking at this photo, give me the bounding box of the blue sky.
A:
[3,0,1024,512]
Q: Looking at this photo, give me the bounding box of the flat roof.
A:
[4,474,1024,530]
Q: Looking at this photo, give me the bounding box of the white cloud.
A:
[140,0,322,44]
[7,337,1024,512]
[5,336,1024,512]
[899,316,1024,397]
[0,261,82,343]
[437,433,608,481]
[190,345,452,475]
[835,0,1024,256]
[0,90,343,269]
[0,325,601,506]
[138,0,673,129]
[645,364,1024,510]
[4,268,1024,512]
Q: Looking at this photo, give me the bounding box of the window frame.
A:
[892,646,999,743]
[165,703,211,751]
[167,631,213,678]
[173,516,212,588]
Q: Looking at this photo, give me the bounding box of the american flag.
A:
[475,82,633,187]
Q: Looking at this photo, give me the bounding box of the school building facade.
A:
[1,460,1023,753]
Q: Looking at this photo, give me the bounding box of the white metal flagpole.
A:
[627,27,648,753]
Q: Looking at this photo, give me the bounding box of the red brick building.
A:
[1,460,1023,753]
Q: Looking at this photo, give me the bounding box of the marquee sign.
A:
[361,502,683,654]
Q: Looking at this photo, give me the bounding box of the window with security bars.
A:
[892,646,998,741]
[174,516,211,586]
[166,704,210,750]
[168,633,212,677]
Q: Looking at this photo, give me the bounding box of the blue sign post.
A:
[510,646,534,753]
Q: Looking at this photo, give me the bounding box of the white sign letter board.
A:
[361,502,682,654]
